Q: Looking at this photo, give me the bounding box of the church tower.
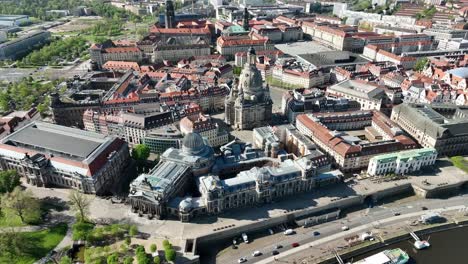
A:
[242,7,250,31]
[165,0,176,29]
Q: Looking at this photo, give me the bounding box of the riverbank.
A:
[316,218,468,264]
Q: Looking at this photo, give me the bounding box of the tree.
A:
[0,228,25,259]
[162,240,171,250]
[123,256,133,264]
[69,190,92,222]
[165,248,176,262]
[150,244,157,253]
[59,256,73,264]
[124,236,131,245]
[107,253,118,264]
[2,187,41,224]
[129,225,138,237]
[0,170,21,194]
[414,58,429,72]
[153,256,161,264]
[132,144,150,161]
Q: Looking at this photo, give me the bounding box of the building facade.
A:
[225,47,273,130]
[367,148,437,176]
[390,103,468,156]
[0,122,130,194]
[179,113,228,147]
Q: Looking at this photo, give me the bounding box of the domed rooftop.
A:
[238,47,264,96]
[182,132,206,155]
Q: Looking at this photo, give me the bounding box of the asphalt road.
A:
[217,192,468,264]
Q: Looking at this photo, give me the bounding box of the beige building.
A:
[225,47,273,130]
[391,103,468,156]
[179,113,228,147]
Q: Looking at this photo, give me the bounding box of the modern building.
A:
[367,148,437,176]
[390,103,468,156]
[0,122,130,194]
[0,15,30,26]
[0,30,51,60]
[281,88,360,123]
[143,125,183,154]
[225,47,273,130]
[327,80,388,111]
[179,113,228,147]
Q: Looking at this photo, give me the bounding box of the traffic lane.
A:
[220,196,468,263]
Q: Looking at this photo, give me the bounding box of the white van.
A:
[283,229,295,235]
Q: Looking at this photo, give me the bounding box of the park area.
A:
[450,156,468,173]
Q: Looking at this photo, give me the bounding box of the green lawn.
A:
[450,156,468,173]
[0,207,26,227]
[0,223,68,264]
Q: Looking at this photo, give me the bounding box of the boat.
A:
[414,240,430,249]
[354,248,409,264]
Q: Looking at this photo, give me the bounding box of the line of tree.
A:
[18,36,88,67]
[0,77,60,113]
[0,0,143,21]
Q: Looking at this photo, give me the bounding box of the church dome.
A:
[182,132,206,155]
[238,47,264,96]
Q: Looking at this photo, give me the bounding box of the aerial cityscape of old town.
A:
[0,0,468,263]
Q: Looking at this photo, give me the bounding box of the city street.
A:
[216,192,468,264]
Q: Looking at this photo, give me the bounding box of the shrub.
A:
[154,256,161,264]
[123,256,133,264]
[162,240,171,250]
[165,248,176,262]
[150,244,157,253]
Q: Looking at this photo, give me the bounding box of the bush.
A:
[72,222,94,241]
[107,253,118,264]
[150,244,157,253]
[125,236,131,246]
[124,256,133,264]
[129,225,138,237]
[165,248,176,262]
[154,256,161,264]
[162,240,171,250]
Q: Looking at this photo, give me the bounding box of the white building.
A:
[367,148,437,176]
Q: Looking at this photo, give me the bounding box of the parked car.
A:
[313,231,320,236]
[422,206,428,210]
[238,257,247,263]
[341,226,349,231]
[274,244,283,250]
[268,229,274,235]
[252,251,262,257]
[292,242,300,247]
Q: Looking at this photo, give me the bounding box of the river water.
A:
[349,225,468,264]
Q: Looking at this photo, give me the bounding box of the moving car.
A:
[313,231,320,236]
[272,250,279,255]
[252,251,262,257]
[292,242,300,247]
[274,244,283,250]
[238,257,247,263]
[283,229,295,235]
[341,226,349,231]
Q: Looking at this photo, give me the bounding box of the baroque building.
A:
[225,47,273,130]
